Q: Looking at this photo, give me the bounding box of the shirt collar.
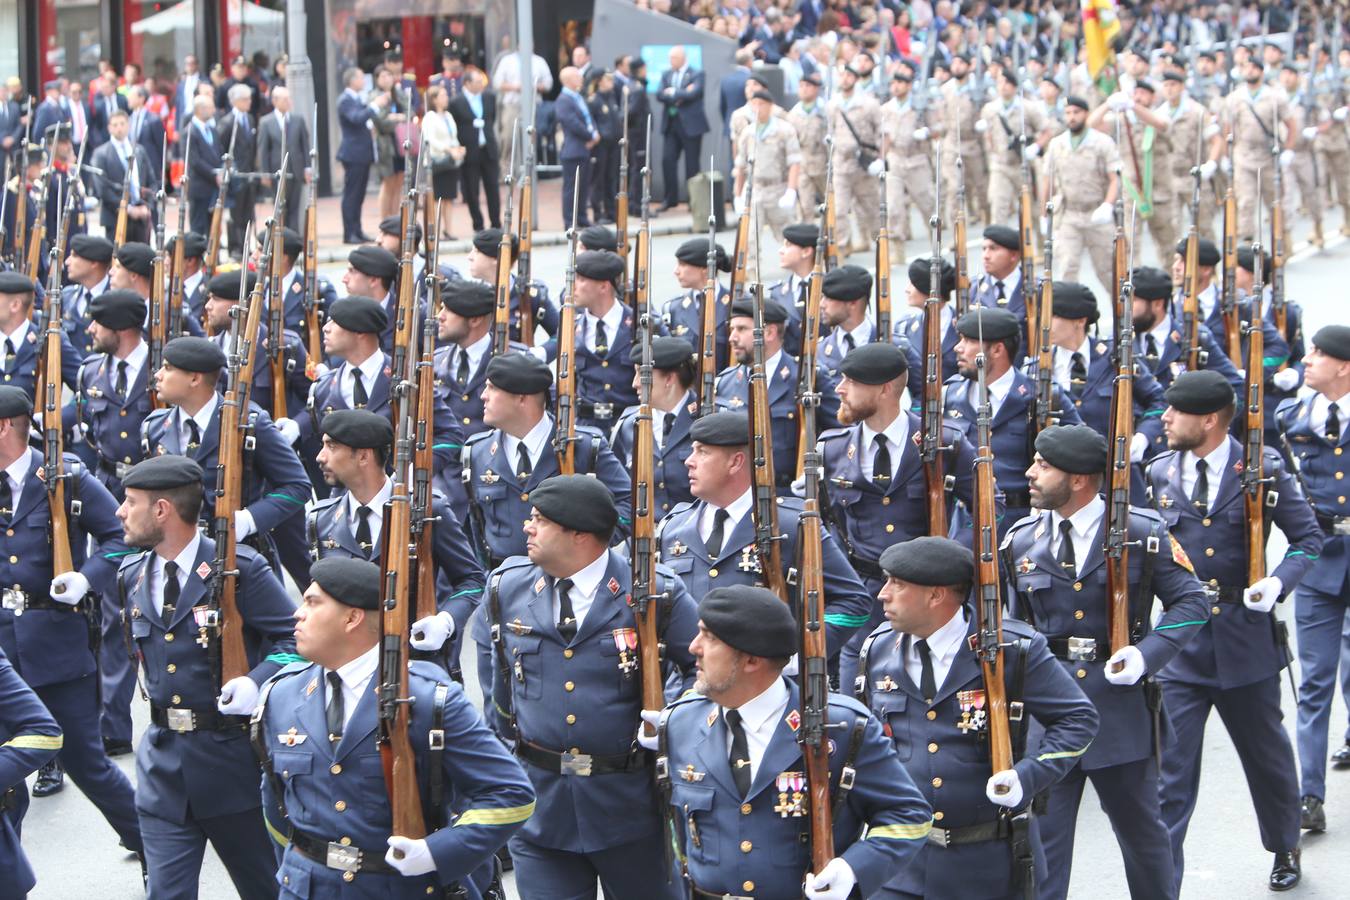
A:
[116,339,149,370]
[908,605,969,664]
[347,476,393,521]
[1187,439,1232,480]
[331,643,381,694]
[586,300,625,337]
[156,532,202,580]
[3,447,32,489]
[984,365,1017,408]
[347,351,386,387]
[861,412,909,454]
[565,548,612,602]
[461,332,491,368]
[714,488,755,527]
[728,676,791,735]
[2,318,30,346]
[1148,312,1173,346]
[508,413,554,464]
[182,393,219,434]
[1051,494,1106,540]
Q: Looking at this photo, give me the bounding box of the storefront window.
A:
[328,0,497,86]
[221,0,286,79]
[37,0,103,85]
[126,1,200,83]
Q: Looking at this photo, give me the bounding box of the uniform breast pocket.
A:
[84,396,109,418]
[130,616,156,666]
[1014,573,1052,620]
[663,555,696,579]
[874,692,911,760]
[506,634,543,700]
[672,783,719,865]
[595,631,633,694]
[273,748,312,784]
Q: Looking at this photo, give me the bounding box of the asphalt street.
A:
[20,199,1350,899]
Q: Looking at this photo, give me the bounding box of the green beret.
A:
[70,234,114,264]
[115,242,156,278]
[580,225,619,252]
[628,336,696,369]
[1051,282,1099,323]
[955,307,1020,341]
[783,224,819,249]
[728,296,788,323]
[321,409,394,449]
[121,455,205,490]
[575,250,626,282]
[0,386,32,418]
[982,225,1020,251]
[328,296,389,334]
[697,586,797,658]
[690,411,749,446]
[838,342,908,384]
[907,257,956,297]
[207,270,257,301]
[529,474,618,538]
[1130,266,1172,301]
[1311,325,1350,361]
[1175,237,1220,268]
[1034,424,1108,474]
[472,228,518,259]
[1164,370,1236,415]
[675,238,731,272]
[879,536,974,586]
[310,557,382,610]
[162,336,227,372]
[822,265,872,301]
[348,245,398,282]
[485,351,552,395]
[440,280,496,318]
[0,272,35,295]
[88,289,147,330]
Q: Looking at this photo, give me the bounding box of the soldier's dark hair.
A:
[673,357,696,390]
[993,333,1019,361]
[148,483,204,525]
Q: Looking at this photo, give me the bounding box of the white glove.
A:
[1272,367,1301,391]
[1303,126,1319,142]
[1243,575,1283,614]
[1039,215,1049,234]
[777,188,798,210]
[233,509,256,540]
[410,611,455,651]
[1129,432,1148,464]
[312,362,330,380]
[49,572,90,605]
[912,126,930,142]
[1023,143,1040,161]
[1109,92,1132,111]
[974,118,989,133]
[275,416,300,445]
[528,345,548,362]
[217,676,260,715]
[1335,106,1349,122]
[1089,202,1113,226]
[866,158,885,177]
[1198,159,1218,181]
[804,857,857,900]
[734,194,747,216]
[1279,149,1295,169]
[637,709,661,751]
[1104,644,1146,686]
[986,768,1024,808]
[1320,107,1332,123]
[384,836,437,876]
[1220,156,1233,176]
[783,653,799,677]
[71,422,89,444]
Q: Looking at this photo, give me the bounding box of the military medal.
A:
[1158,494,1174,509]
[507,619,533,635]
[1017,557,1035,574]
[738,547,760,573]
[874,675,898,692]
[278,728,307,747]
[481,469,500,485]
[774,772,807,817]
[612,628,639,676]
[680,764,706,782]
[669,539,688,557]
[785,709,801,732]
[957,689,988,734]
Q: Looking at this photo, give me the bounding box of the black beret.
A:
[697,586,797,658]
[1066,95,1090,111]
[121,455,205,490]
[629,336,695,369]
[1162,70,1186,83]
[1164,369,1236,415]
[907,257,956,297]
[162,336,226,372]
[1051,281,1099,323]
[348,245,398,282]
[377,215,421,246]
[485,351,552,395]
[88,289,147,330]
[206,270,258,301]
[891,71,913,83]
[1199,50,1217,61]
[278,227,304,259]
[783,223,819,249]
[1136,77,1158,93]
[115,242,156,277]
[575,249,626,282]
[0,385,32,418]
[70,234,114,263]
[327,296,389,334]
[440,279,496,318]
[955,307,1020,341]
[167,232,209,259]
[1236,244,1272,276]
[310,557,381,610]
[1130,266,1172,301]
[750,89,774,103]
[472,228,518,259]
[690,411,749,446]
[320,409,394,449]
[675,238,731,272]
[838,341,908,384]
[747,74,771,89]
[529,474,618,538]
[1175,237,1220,268]
[1312,325,1350,361]
[0,272,35,295]
[822,264,872,302]
[1034,424,1108,474]
[801,72,822,87]
[580,225,619,252]
[879,536,974,586]
[982,225,1020,251]
[728,295,788,323]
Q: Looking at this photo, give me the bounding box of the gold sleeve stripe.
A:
[4,734,63,751]
[454,802,536,828]
[867,820,933,841]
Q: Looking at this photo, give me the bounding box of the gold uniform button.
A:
[885,524,895,533]
[1339,496,1348,504]
[1205,548,1215,557]
[926,710,937,720]
[1208,578,1219,587]
[1212,605,1222,615]
[601,362,608,368]
[933,811,944,821]
[164,633,175,642]
[743,882,755,893]
[119,409,127,417]
[563,649,574,659]
[1074,610,1084,620]
[1202,517,1211,526]
[1337,471,1345,480]
[331,764,342,775]
[566,714,577,724]
[564,681,575,692]
[335,800,346,811]
[1075,669,1086,679]
[709,567,719,577]
[1334,447,1343,456]
[462,416,471,425]
[339,836,352,846]
[521,493,529,501]
[120,431,128,438]
[740,803,752,815]
[342,871,355,883]
[927,742,938,753]
[7,555,15,563]
[740,840,753,853]
[1072,581,1082,592]
[172,694,182,704]
[1075,399,1082,407]
[166,664,176,674]
[4,530,11,537]
[931,777,943,788]
[881,496,891,505]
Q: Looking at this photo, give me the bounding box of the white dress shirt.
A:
[723,677,791,783]
[1051,335,1093,394]
[1,447,32,516]
[1310,392,1350,440]
[553,549,611,630]
[584,301,625,355]
[503,414,553,475]
[1197,282,1219,323]
[830,319,874,359]
[1050,495,1105,577]
[112,340,149,394]
[1142,313,1174,356]
[985,266,1021,304]
[1180,441,1232,511]
[451,333,491,382]
[325,643,380,730]
[903,606,968,694]
[347,477,393,549]
[152,533,201,617]
[860,414,909,482]
[177,393,218,449]
[339,352,385,409]
[0,319,31,370]
[700,488,753,545]
[984,365,1017,419]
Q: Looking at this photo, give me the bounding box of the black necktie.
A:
[706,508,730,560]
[0,475,12,521]
[995,280,1006,304]
[872,434,892,488]
[662,412,676,445]
[726,708,752,797]
[2,338,13,371]
[326,672,344,746]
[915,639,937,702]
[556,578,577,642]
[162,561,180,619]
[354,505,373,558]
[115,360,129,398]
[1057,519,1077,575]
[1192,459,1209,514]
[1328,404,1341,444]
[1069,352,1087,398]
[351,369,368,407]
[516,443,532,481]
[1144,333,1160,365]
[456,349,471,385]
[844,332,856,352]
[185,419,201,450]
[595,320,609,356]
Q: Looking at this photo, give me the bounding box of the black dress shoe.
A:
[657,202,677,212]
[1270,849,1301,891]
[32,759,64,796]
[354,232,375,243]
[103,738,133,757]
[1331,742,1350,768]
[1301,795,1326,832]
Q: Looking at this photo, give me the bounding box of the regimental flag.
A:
[1081,0,1122,92]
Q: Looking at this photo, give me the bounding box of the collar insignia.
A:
[785,709,801,732]
[533,576,546,594]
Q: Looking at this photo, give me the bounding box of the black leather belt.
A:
[927,817,1010,848]
[1315,512,1350,537]
[848,554,885,580]
[578,400,616,421]
[150,704,249,733]
[290,827,397,875]
[1207,585,1244,604]
[1,589,76,616]
[517,739,648,776]
[1048,636,1105,662]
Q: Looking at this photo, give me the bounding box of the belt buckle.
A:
[927,826,949,848]
[115,461,132,480]
[1067,637,1097,662]
[559,750,593,777]
[165,708,196,732]
[1334,517,1350,536]
[592,402,614,420]
[325,842,361,873]
[2,588,27,615]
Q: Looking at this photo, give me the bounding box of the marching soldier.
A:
[1274,326,1350,833]
[341,245,404,354]
[728,75,782,166]
[1169,237,1224,333]
[462,228,557,351]
[376,214,425,290]
[880,71,939,253]
[656,411,871,657]
[110,243,157,304]
[0,386,143,857]
[787,72,829,221]
[1089,80,1179,265]
[1041,95,1121,285]
[1233,244,1304,445]
[256,557,535,898]
[0,271,82,399]
[477,475,696,898]
[434,278,523,442]
[113,455,298,898]
[200,271,310,420]
[818,265,879,379]
[1003,425,1211,900]
[462,352,631,568]
[0,643,63,899]
[768,223,821,359]
[829,64,883,256]
[734,90,802,281]
[255,226,337,336]
[61,234,115,358]
[610,336,701,517]
[1311,61,1350,238]
[1278,64,1324,247]
[651,585,933,898]
[856,537,1099,899]
[663,238,731,376]
[1130,265,1242,394]
[170,233,211,326]
[970,224,1030,324]
[946,54,991,226]
[1157,71,1217,237]
[980,70,1047,227]
[897,256,959,385]
[1146,371,1320,893]
[1222,58,1296,242]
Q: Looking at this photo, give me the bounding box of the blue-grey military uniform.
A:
[462,420,632,566]
[0,317,83,399]
[1145,439,1321,891]
[271,267,337,338]
[1024,340,1167,454]
[503,275,558,353]
[657,496,872,657]
[1136,319,1243,394]
[59,276,110,358]
[896,307,960,388]
[1276,394,1350,807]
[256,659,535,899]
[856,614,1099,899]
[433,339,525,438]
[553,305,649,432]
[476,551,698,897]
[664,285,730,374]
[209,325,311,420]
[183,272,209,328]
[609,392,703,518]
[1002,505,1211,900]
[0,451,142,856]
[769,273,821,358]
[971,271,1028,320]
[118,537,298,899]
[659,677,934,898]
[0,645,62,899]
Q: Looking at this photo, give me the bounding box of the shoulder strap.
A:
[486,572,516,738]
[426,681,450,829]
[250,677,291,830]
[1134,518,1163,639]
[829,714,868,822]
[1244,99,1276,140]
[1006,638,1032,761]
[854,631,882,705]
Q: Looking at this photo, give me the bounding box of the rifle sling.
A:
[486,572,516,737]
[427,681,450,829]
[828,714,867,824]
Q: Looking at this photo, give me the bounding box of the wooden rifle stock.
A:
[1106,214,1138,662]
[517,126,536,346]
[1033,205,1056,433]
[303,125,322,378]
[747,281,787,599]
[40,193,75,580]
[729,157,753,304]
[389,139,423,429]
[148,223,167,413]
[554,174,581,475]
[875,136,891,342]
[1244,204,1268,586]
[1220,135,1239,365]
[113,157,133,250]
[698,164,720,417]
[13,133,29,270]
[823,138,839,270]
[204,117,238,285]
[267,188,289,420]
[795,212,827,482]
[493,130,518,356]
[168,133,192,345]
[631,286,664,735]
[412,206,444,626]
[23,151,50,283]
[616,88,630,302]
[922,168,948,536]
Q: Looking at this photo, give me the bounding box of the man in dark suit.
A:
[87,76,127,152]
[173,54,203,132]
[184,95,223,237]
[0,84,22,155]
[217,83,256,260]
[213,55,262,118]
[556,67,598,229]
[656,46,709,210]
[618,57,651,201]
[90,110,156,243]
[335,67,381,244]
[255,85,311,232]
[720,50,753,141]
[31,81,70,145]
[125,86,166,180]
[448,69,501,231]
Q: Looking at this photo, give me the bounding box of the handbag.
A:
[429,152,460,174]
